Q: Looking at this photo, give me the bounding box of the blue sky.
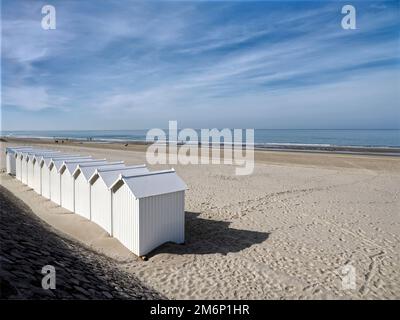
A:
[1,0,399,130]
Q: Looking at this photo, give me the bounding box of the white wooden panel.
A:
[42,166,51,198]
[112,184,140,255]
[91,178,112,234]
[33,163,42,193]
[27,161,35,188]
[6,154,11,174]
[16,157,21,180]
[21,159,28,184]
[61,172,74,212]
[10,156,16,175]
[139,191,185,255]
[74,173,91,219]
[50,168,61,205]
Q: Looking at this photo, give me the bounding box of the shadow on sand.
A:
[0,185,162,299]
[150,212,270,257]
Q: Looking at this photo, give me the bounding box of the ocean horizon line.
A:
[2,128,400,132]
[1,129,399,149]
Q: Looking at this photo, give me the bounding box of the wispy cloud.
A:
[1,0,399,129]
[3,85,69,111]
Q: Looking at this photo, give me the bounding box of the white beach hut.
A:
[72,162,127,219]
[32,153,80,195]
[40,155,88,199]
[5,146,32,175]
[19,149,54,185]
[27,151,61,189]
[109,169,187,257]
[88,165,148,235]
[60,160,124,212]
[18,151,32,184]
[15,151,28,181]
[32,152,62,194]
[48,157,95,204]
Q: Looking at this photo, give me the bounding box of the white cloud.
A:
[3,86,50,111]
[1,1,399,130]
[3,86,69,112]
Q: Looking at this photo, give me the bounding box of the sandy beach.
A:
[1,138,399,299]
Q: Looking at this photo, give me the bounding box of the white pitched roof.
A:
[112,169,187,199]
[36,153,79,164]
[6,146,33,154]
[62,160,111,176]
[34,153,62,163]
[18,149,55,159]
[41,154,91,166]
[24,151,58,161]
[28,151,61,162]
[90,165,148,188]
[49,156,93,170]
[15,149,34,158]
[55,158,106,172]
[73,162,125,180]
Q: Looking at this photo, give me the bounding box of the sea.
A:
[1,129,400,149]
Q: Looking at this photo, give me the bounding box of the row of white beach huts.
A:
[5,146,187,257]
